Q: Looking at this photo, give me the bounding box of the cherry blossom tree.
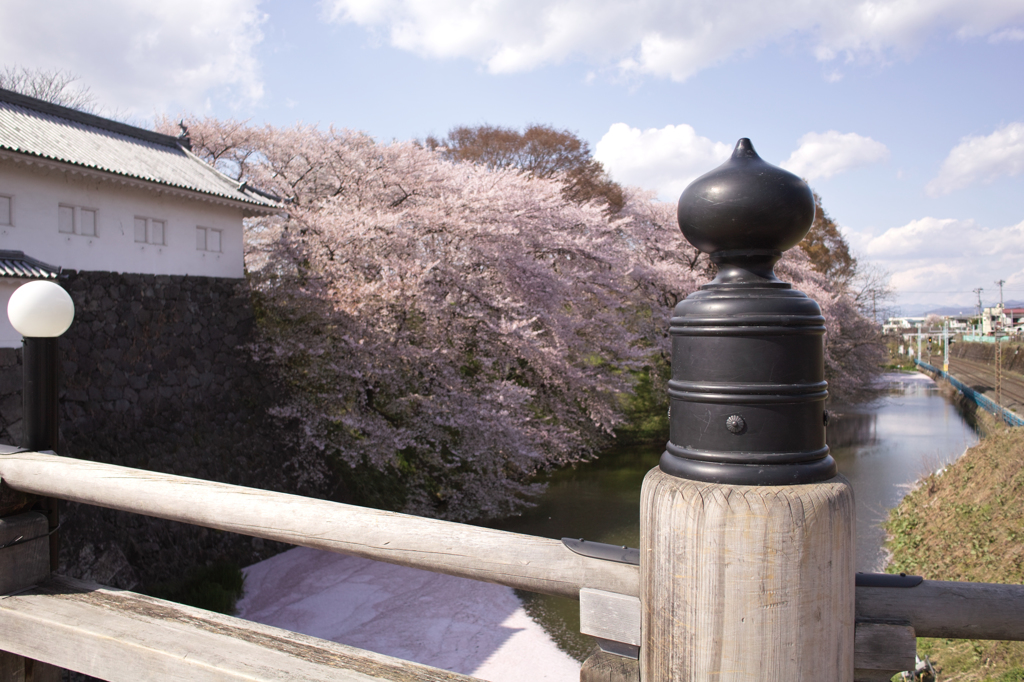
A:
[162,116,882,519]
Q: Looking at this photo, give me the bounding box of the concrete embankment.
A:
[952,339,1024,374]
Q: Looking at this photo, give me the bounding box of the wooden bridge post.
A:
[640,139,855,681]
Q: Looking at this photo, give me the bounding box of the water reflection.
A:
[831,372,978,571]
[825,410,877,448]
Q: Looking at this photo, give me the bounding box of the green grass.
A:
[885,425,1024,681]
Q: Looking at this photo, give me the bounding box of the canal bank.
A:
[885,424,1024,681]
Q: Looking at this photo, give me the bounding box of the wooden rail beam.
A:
[857,580,1024,640]
[0,450,639,600]
[0,575,479,682]
[3,451,1021,642]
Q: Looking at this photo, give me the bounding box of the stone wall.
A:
[0,271,319,589]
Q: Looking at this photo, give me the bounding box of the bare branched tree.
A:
[426,124,626,214]
[0,65,97,112]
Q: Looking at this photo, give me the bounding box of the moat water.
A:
[488,371,979,659]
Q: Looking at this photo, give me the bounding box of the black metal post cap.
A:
[662,138,836,486]
[677,138,815,258]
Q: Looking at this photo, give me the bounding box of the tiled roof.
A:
[0,250,60,279]
[0,88,279,212]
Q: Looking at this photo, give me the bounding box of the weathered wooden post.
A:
[0,280,74,682]
[641,139,855,681]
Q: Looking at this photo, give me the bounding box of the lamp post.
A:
[8,279,75,571]
[641,139,855,681]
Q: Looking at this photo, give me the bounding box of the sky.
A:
[2,0,1023,315]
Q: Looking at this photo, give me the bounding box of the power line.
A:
[894,289,1024,294]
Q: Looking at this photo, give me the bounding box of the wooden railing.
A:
[1,447,1023,682]
[0,450,637,600]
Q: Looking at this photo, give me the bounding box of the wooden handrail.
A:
[857,580,1024,640]
[0,574,480,682]
[0,450,639,600]
[3,451,1022,643]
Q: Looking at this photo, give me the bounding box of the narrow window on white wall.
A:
[60,204,99,236]
[80,209,96,237]
[0,195,11,226]
[135,216,166,245]
[150,220,165,245]
[59,205,75,234]
[196,226,221,252]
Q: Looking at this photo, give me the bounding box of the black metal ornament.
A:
[661,138,837,485]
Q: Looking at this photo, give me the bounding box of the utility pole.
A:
[996,334,1003,407]
[974,288,984,335]
[995,286,1004,407]
[943,319,949,373]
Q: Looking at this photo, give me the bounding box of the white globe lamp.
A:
[8,280,75,338]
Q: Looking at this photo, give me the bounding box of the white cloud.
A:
[321,0,1024,82]
[926,122,1024,196]
[781,131,889,181]
[593,123,731,201]
[861,217,1024,307]
[889,262,965,297]
[864,217,970,258]
[0,0,266,117]
[989,27,1024,43]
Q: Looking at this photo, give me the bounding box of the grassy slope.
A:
[885,422,1024,681]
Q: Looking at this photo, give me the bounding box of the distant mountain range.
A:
[894,301,1024,317]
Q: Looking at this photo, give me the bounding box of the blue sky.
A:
[3,0,1023,313]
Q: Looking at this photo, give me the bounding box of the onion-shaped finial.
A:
[677,138,814,284]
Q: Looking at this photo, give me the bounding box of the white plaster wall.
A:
[0,280,23,348]
[0,160,246,278]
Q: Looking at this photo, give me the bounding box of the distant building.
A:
[882,317,925,334]
[981,305,1024,335]
[0,87,280,347]
[943,315,973,333]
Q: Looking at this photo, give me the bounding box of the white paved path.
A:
[237,546,581,682]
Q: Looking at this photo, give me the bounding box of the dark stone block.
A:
[0,367,22,395]
[37,270,308,598]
